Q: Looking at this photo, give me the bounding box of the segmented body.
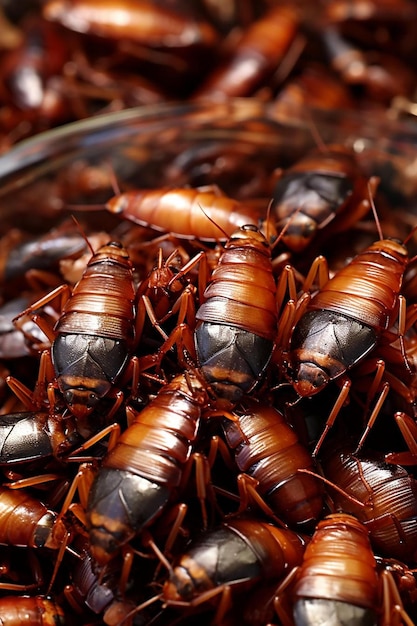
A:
[86,372,209,564]
[0,486,67,549]
[52,241,136,419]
[222,401,324,527]
[106,187,261,242]
[271,145,374,253]
[321,447,417,562]
[195,224,277,402]
[163,517,306,603]
[290,238,408,396]
[292,513,379,626]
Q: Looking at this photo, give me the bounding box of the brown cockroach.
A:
[43,0,219,49]
[288,220,416,400]
[269,144,378,253]
[85,371,210,565]
[0,595,66,625]
[161,516,307,624]
[12,241,138,421]
[277,513,380,626]
[192,4,301,100]
[220,399,324,528]
[319,445,417,563]
[135,245,202,349]
[0,485,68,551]
[194,223,279,403]
[106,185,263,242]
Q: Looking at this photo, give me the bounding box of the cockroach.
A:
[0,485,68,550]
[162,516,307,623]
[43,0,219,49]
[0,411,81,465]
[288,219,416,399]
[279,513,379,626]
[220,399,324,528]
[269,144,378,253]
[320,445,417,563]
[86,371,210,565]
[135,246,201,351]
[0,595,66,625]
[106,186,263,242]
[13,241,138,421]
[194,223,281,403]
[192,4,301,99]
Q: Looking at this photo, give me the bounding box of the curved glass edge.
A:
[0,98,417,200]
[0,100,272,191]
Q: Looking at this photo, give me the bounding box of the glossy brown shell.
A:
[308,239,408,330]
[321,448,417,562]
[294,513,378,610]
[0,595,65,625]
[107,187,261,242]
[193,5,299,99]
[196,225,277,340]
[0,487,66,549]
[44,0,219,48]
[87,373,209,563]
[104,373,208,486]
[55,241,136,342]
[164,517,306,602]
[223,401,324,527]
[272,146,369,250]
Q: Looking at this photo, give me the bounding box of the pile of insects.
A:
[1,1,417,625]
[2,0,417,150]
[0,106,416,626]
